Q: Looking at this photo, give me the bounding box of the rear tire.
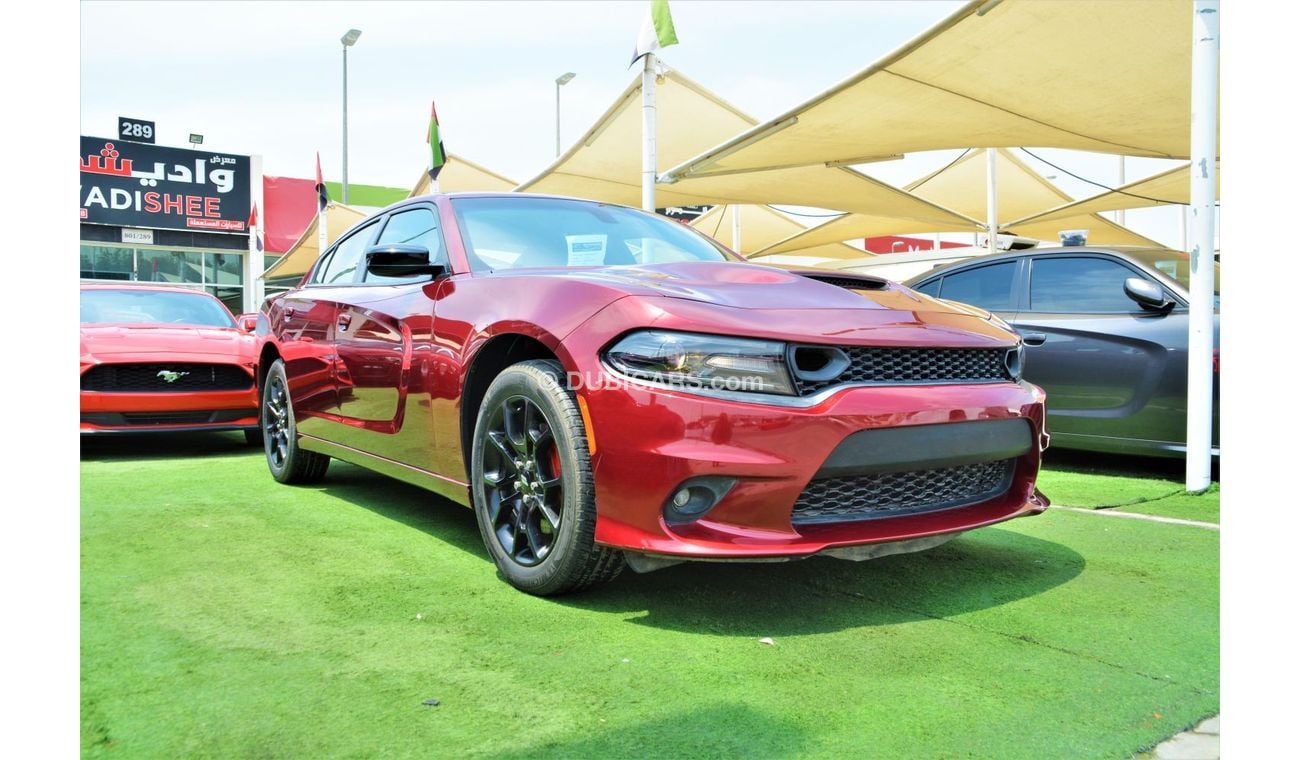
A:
[470,359,624,596]
[262,358,329,484]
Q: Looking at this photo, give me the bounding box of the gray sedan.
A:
[905,246,1219,459]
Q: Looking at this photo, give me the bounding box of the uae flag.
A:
[247,203,262,252]
[427,102,447,181]
[631,0,678,65]
[315,152,329,212]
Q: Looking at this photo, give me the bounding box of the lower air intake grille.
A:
[791,459,1015,525]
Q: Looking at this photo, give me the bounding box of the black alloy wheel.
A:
[262,359,330,484]
[471,360,624,595]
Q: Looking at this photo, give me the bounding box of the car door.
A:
[280,218,382,438]
[1011,253,1183,447]
[331,204,448,466]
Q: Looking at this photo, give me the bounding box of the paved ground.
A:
[1143,715,1220,759]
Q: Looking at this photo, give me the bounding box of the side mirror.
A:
[236,313,258,332]
[365,244,446,279]
[1124,277,1173,312]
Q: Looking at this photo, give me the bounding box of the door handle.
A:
[337,313,353,332]
[1021,332,1047,346]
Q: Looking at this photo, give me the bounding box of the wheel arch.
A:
[459,332,576,481]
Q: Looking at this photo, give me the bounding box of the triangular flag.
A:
[315,152,329,212]
[247,203,262,252]
[631,0,678,65]
[427,101,448,183]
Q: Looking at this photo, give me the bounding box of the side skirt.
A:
[299,433,472,507]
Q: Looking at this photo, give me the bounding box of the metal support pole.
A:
[985,149,998,255]
[555,81,562,157]
[731,205,742,253]
[1116,155,1126,226]
[342,45,349,204]
[641,53,657,212]
[1186,0,1219,491]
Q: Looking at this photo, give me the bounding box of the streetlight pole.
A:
[555,72,576,157]
[340,28,362,204]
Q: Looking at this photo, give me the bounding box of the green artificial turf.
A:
[1037,451,1220,524]
[81,434,1218,758]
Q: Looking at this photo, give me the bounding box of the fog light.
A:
[663,477,737,525]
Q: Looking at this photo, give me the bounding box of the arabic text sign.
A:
[80,136,251,234]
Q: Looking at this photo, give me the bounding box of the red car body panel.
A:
[80,284,260,434]
[260,193,1050,562]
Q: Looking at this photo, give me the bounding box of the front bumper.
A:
[80,387,259,434]
[580,374,1048,560]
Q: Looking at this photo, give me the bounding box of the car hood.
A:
[506,261,948,312]
[80,324,255,358]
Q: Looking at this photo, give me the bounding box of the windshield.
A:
[80,288,236,328]
[1127,249,1220,295]
[451,196,735,272]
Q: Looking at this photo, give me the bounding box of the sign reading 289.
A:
[118,117,156,144]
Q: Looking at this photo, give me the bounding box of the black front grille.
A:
[795,346,1010,395]
[791,459,1015,525]
[81,363,253,393]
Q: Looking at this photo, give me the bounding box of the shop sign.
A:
[120,228,154,245]
[79,136,251,234]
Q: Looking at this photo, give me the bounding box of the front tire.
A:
[262,358,329,484]
[470,359,624,596]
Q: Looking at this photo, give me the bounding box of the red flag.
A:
[315,153,328,212]
[247,202,263,252]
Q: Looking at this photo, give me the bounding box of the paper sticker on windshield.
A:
[566,235,606,266]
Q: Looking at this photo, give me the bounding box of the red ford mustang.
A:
[80,284,261,442]
[257,194,1050,595]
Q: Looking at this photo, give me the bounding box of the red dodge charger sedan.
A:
[80,284,261,441]
[257,194,1049,595]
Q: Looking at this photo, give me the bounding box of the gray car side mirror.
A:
[1124,277,1173,312]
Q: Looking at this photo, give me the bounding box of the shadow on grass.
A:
[494,704,807,758]
[316,464,1084,636]
[80,431,256,462]
[560,524,1084,636]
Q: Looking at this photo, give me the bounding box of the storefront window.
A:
[79,245,133,280]
[82,244,245,312]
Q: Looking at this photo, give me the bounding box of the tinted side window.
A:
[317,222,378,285]
[1029,257,1141,312]
[914,279,942,298]
[937,261,1016,311]
[366,207,443,284]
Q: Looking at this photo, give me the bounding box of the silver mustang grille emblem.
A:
[157,370,190,384]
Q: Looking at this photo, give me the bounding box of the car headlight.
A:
[604,330,796,395]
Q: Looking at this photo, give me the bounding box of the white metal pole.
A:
[731,205,742,253]
[244,154,265,312]
[985,149,998,255]
[317,204,330,260]
[1186,0,1219,491]
[342,45,349,205]
[1116,155,1126,226]
[933,233,941,251]
[555,80,562,157]
[641,53,657,212]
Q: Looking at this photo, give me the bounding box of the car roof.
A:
[374,191,647,217]
[903,245,1184,284]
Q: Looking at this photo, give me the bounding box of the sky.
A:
[79,0,1198,248]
